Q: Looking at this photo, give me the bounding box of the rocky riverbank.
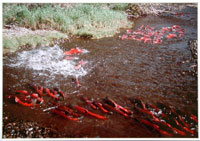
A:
[3,120,58,138]
[188,39,197,76]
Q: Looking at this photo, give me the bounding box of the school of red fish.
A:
[7,25,197,137]
[8,85,197,137]
[119,25,184,44]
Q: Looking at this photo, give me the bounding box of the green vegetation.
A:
[3,3,132,53]
[109,3,129,11]
[3,3,131,38]
[3,32,67,52]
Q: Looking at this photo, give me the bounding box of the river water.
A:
[3,7,197,138]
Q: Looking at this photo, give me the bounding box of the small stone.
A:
[7,125,12,129]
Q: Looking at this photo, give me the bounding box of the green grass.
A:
[3,32,68,53]
[109,3,129,11]
[3,3,132,53]
[3,3,132,39]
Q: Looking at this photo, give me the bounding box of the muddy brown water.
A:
[3,8,198,138]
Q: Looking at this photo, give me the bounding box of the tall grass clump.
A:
[3,32,67,53]
[109,3,129,11]
[3,3,132,39]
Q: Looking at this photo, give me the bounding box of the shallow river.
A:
[3,7,197,138]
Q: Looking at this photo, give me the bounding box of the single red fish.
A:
[45,88,59,100]
[74,105,107,120]
[126,29,132,34]
[156,128,173,136]
[82,97,97,110]
[172,127,186,136]
[147,32,155,37]
[75,77,81,87]
[51,109,78,121]
[16,90,28,95]
[183,127,195,135]
[38,86,44,96]
[166,33,177,39]
[137,108,160,121]
[105,98,132,114]
[96,102,109,113]
[31,93,44,103]
[174,118,181,126]
[179,34,184,37]
[172,25,180,29]
[179,29,185,32]
[161,27,169,32]
[179,31,184,34]
[121,34,128,40]
[190,114,198,123]
[130,35,136,39]
[141,37,151,43]
[56,105,80,117]
[104,104,129,117]
[53,88,65,98]
[58,90,65,98]
[64,48,83,55]
[139,25,144,30]
[14,96,34,107]
[140,100,147,110]
[140,119,159,130]
[153,39,162,44]
[170,107,177,115]
[153,119,173,129]
[167,28,172,32]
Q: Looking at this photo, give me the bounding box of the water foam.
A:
[6,45,89,78]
